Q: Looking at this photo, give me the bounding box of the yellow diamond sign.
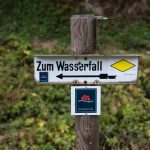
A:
[111,59,135,72]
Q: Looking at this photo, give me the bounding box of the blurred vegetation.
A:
[100,20,150,51]
[0,0,150,150]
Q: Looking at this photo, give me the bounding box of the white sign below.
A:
[71,86,101,115]
[34,55,139,84]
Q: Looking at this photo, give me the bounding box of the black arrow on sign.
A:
[56,73,116,79]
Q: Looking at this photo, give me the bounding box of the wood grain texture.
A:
[75,116,99,150]
[71,15,96,55]
[71,14,99,150]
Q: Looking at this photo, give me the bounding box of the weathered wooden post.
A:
[71,14,99,150]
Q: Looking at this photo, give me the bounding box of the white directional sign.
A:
[34,55,139,84]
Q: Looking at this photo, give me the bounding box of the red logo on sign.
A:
[81,95,91,101]
[41,75,47,78]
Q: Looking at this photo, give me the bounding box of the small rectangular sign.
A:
[71,86,101,115]
[34,55,139,84]
[39,72,48,82]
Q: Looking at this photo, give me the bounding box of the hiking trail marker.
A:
[34,55,138,84]
[71,86,101,115]
[34,14,139,150]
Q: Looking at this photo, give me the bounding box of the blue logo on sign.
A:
[39,72,48,82]
[75,88,97,113]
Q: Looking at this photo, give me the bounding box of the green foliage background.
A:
[0,0,150,149]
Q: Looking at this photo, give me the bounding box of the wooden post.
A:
[71,15,99,150]
[71,14,96,55]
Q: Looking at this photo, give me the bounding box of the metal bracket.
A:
[94,80,100,84]
[95,16,108,20]
[73,80,79,85]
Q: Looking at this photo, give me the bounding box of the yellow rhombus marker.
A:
[111,59,135,72]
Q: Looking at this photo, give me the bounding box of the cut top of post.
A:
[71,14,95,19]
[71,14,96,55]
